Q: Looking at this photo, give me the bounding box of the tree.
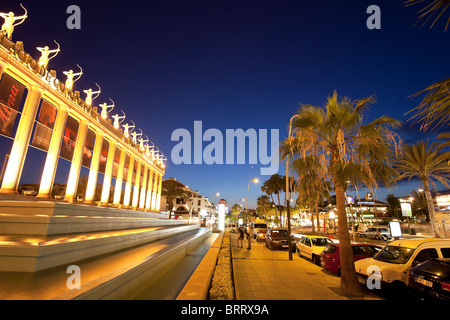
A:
[410,189,430,221]
[404,1,450,132]
[288,91,401,297]
[256,195,271,219]
[161,180,188,219]
[261,175,285,226]
[393,140,450,237]
[405,0,450,31]
[386,194,402,219]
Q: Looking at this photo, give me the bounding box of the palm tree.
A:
[404,1,450,131]
[405,0,450,31]
[386,193,402,220]
[393,140,450,237]
[288,91,401,297]
[410,189,430,221]
[261,175,285,226]
[161,180,188,219]
[407,78,450,131]
[256,195,271,220]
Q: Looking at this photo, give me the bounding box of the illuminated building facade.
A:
[0,31,166,212]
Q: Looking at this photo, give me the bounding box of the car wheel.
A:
[381,235,388,241]
[389,282,408,300]
[313,254,320,266]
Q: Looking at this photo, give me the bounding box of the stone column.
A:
[37,107,68,198]
[0,87,42,193]
[145,169,154,211]
[131,160,142,209]
[139,166,148,209]
[151,172,160,211]
[64,120,88,203]
[84,132,104,204]
[100,140,116,205]
[156,172,163,211]
[113,149,126,206]
[123,155,135,207]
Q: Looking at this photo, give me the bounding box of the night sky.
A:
[0,0,449,208]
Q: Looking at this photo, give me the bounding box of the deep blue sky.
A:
[1,0,449,207]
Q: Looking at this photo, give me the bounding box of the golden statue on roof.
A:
[0,4,27,40]
[36,41,60,69]
[63,64,83,91]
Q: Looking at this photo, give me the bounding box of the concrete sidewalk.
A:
[230,233,381,300]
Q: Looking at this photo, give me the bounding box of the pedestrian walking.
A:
[237,227,244,248]
[247,225,253,250]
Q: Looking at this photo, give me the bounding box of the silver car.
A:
[362,226,391,241]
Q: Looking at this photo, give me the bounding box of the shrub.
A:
[209,233,235,300]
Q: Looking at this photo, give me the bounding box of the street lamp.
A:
[211,192,219,219]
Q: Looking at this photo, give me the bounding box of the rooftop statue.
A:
[83,83,101,107]
[63,64,83,91]
[0,4,27,40]
[112,110,126,130]
[99,99,115,119]
[36,40,60,69]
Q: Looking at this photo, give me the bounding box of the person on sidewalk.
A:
[247,226,253,250]
[237,227,244,248]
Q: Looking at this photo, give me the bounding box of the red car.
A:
[320,243,383,275]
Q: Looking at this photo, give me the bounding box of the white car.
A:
[355,238,450,297]
[225,223,238,233]
[296,235,335,265]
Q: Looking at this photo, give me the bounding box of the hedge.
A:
[208,232,235,300]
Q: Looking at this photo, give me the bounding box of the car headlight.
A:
[273,240,280,244]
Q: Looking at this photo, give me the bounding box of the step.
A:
[0,224,199,272]
[0,200,183,236]
[0,227,212,300]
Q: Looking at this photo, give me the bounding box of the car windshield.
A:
[311,238,332,246]
[254,224,267,228]
[271,230,288,237]
[374,245,415,264]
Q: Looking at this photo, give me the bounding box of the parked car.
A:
[355,239,450,298]
[297,235,334,265]
[256,228,268,242]
[225,223,238,233]
[265,228,296,251]
[362,226,391,241]
[320,243,383,275]
[408,258,450,301]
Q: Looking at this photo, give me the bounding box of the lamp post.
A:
[285,115,298,260]
[211,192,219,219]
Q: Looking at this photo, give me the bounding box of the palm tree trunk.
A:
[310,204,316,234]
[423,180,440,238]
[270,194,278,223]
[277,193,282,227]
[335,181,364,297]
[315,202,321,234]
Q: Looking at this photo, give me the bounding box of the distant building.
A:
[160,178,215,222]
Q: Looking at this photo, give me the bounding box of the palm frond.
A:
[405,0,450,31]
